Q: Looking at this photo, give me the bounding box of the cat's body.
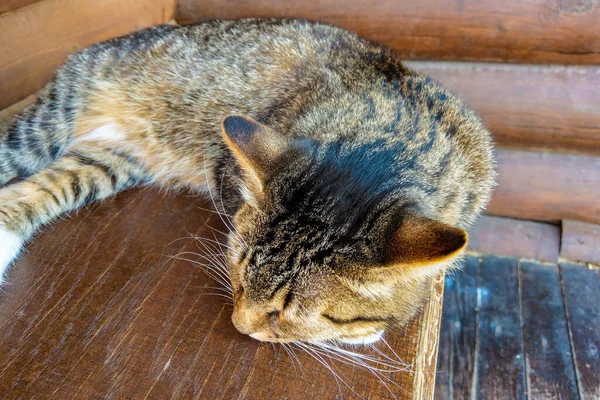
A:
[0,19,494,344]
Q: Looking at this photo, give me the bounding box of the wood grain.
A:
[476,256,526,399]
[467,215,560,262]
[434,256,479,400]
[560,220,600,265]
[0,0,177,110]
[488,149,600,225]
[560,263,600,399]
[0,188,442,399]
[176,0,600,65]
[519,261,579,400]
[406,62,600,155]
[0,0,42,15]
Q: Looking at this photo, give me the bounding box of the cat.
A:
[0,19,494,345]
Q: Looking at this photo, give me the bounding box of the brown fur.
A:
[0,19,495,344]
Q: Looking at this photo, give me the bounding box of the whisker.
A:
[306,343,401,399]
[190,236,235,251]
[170,255,233,291]
[294,342,364,400]
[202,156,247,249]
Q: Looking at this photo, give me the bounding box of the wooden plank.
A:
[176,0,600,65]
[488,149,600,225]
[0,0,177,110]
[520,261,579,400]
[0,0,42,15]
[0,188,443,399]
[406,62,600,156]
[468,215,560,262]
[561,220,600,265]
[476,256,526,399]
[560,263,600,400]
[435,256,480,400]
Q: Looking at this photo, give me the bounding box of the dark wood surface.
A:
[177,0,600,65]
[560,263,600,399]
[520,261,579,399]
[0,0,177,110]
[467,215,560,262]
[406,62,600,156]
[0,188,443,399]
[560,220,600,265]
[477,256,526,399]
[434,256,479,400]
[488,150,600,225]
[436,256,597,399]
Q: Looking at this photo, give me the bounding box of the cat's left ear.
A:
[221,115,291,191]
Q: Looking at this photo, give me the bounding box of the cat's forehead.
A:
[243,228,339,298]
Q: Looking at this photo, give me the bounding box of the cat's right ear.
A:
[221,115,290,192]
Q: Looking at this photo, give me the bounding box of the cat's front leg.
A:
[0,145,148,284]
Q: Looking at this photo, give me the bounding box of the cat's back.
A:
[63,19,494,227]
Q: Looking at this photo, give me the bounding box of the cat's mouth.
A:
[249,331,294,343]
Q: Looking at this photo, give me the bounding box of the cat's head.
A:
[220,115,467,344]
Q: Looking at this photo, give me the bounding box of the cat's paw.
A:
[0,225,23,285]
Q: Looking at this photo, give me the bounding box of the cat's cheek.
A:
[0,226,23,284]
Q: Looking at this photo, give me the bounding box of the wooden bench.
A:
[0,186,443,399]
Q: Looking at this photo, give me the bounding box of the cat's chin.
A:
[336,331,384,345]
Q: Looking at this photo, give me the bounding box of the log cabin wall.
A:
[1,0,599,254]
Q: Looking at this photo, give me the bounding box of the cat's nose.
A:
[231,306,253,334]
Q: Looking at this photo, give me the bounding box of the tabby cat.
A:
[0,19,494,344]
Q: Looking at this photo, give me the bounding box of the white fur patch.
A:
[0,226,23,285]
[75,123,126,143]
[338,330,384,345]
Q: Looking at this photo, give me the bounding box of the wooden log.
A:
[560,263,600,399]
[0,0,177,110]
[560,220,600,265]
[176,0,600,65]
[467,215,560,262]
[519,261,579,399]
[489,149,600,225]
[406,62,600,156]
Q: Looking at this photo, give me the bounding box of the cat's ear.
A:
[383,215,468,269]
[221,115,290,190]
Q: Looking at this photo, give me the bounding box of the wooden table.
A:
[0,188,443,399]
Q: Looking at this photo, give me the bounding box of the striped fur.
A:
[0,19,495,343]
